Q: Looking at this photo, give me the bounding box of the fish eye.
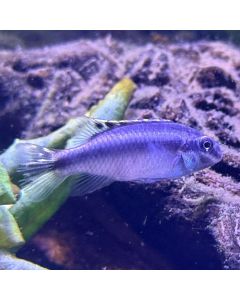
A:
[200,137,213,152]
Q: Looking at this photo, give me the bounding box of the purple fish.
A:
[17,117,222,198]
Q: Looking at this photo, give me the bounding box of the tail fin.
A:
[16,143,55,182]
[16,143,66,200]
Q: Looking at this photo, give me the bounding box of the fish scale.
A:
[17,117,223,198]
[54,119,219,180]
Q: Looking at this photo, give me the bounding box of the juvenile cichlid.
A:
[17,117,222,198]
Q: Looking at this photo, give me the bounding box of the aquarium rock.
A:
[0,38,240,269]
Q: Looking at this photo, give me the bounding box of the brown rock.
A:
[1,38,239,269]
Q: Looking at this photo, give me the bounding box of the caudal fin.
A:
[16,143,66,200]
[16,142,113,200]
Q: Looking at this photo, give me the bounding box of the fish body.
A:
[17,117,223,198]
[57,121,205,180]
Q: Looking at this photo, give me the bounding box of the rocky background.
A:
[0,31,239,269]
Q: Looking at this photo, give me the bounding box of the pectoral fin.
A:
[181,151,198,172]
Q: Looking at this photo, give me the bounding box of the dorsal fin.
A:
[66,116,114,148]
[66,116,169,149]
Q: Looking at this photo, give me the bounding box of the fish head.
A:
[181,135,223,173]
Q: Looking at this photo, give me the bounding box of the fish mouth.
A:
[217,151,223,161]
[213,144,223,163]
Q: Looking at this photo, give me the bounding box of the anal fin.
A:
[71,173,113,196]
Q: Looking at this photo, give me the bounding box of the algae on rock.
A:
[0,78,135,258]
[0,163,16,205]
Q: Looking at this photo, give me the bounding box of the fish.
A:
[16,117,223,199]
